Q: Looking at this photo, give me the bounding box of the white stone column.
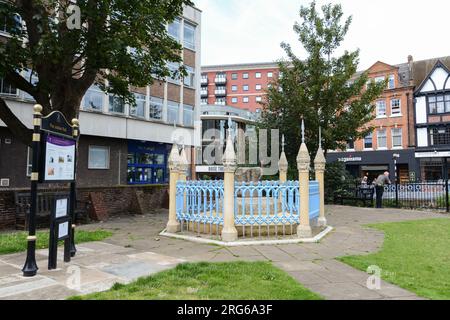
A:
[221,131,238,242]
[167,144,181,233]
[314,146,327,227]
[297,139,312,238]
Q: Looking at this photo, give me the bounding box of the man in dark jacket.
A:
[374,172,391,208]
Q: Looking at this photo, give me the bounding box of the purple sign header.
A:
[47,135,75,147]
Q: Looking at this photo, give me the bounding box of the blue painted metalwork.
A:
[309,181,320,220]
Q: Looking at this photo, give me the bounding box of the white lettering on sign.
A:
[338,157,362,163]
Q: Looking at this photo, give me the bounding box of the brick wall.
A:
[0,185,169,230]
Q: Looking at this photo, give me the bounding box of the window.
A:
[267,83,272,89]
[243,85,249,91]
[22,69,39,100]
[391,99,401,116]
[82,85,104,111]
[255,84,262,91]
[255,72,261,79]
[167,100,179,124]
[388,75,395,89]
[256,96,262,102]
[392,128,402,148]
[215,97,226,105]
[429,94,450,114]
[201,98,208,105]
[149,97,163,119]
[26,147,32,177]
[183,66,195,87]
[231,73,237,80]
[376,100,386,117]
[0,77,17,95]
[168,18,180,42]
[130,93,145,118]
[88,146,110,169]
[167,62,180,83]
[183,21,196,50]
[377,129,387,149]
[267,72,273,78]
[109,95,125,113]
[231,85,237,92]
[0,12,21,34]
[375,76,384,84]
[231,97,238,104]
[183,104,194,127]
[346,140,354,150]
[243,97,249,103]
[243,73,249,79]
[430,127,450,146]
[364,133,373,149]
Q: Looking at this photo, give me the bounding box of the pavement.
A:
[0,205,447,300]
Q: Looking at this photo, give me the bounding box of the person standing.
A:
[374,171,391,208]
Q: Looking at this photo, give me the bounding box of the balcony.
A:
[215,77,227,85]
[215,101,226,106]
[214,88,227,96]
[201,77,208,86]
[200,89,208,98]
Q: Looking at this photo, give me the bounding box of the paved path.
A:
[0,205,447,300]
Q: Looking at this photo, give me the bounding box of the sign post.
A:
[22,105,78,277]
[48,195,71,270]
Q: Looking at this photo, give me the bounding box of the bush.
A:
[324,161,356,203]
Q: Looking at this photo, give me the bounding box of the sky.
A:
[194,0,450,70]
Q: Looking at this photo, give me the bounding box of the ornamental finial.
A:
[282,134,285,153]
[301,117,305,144]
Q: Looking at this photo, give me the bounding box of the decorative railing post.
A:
[222,129,238,242]
[297,119,312,238]
[314,146,327,226]
[167,143,181,233]
[179,145,189,210]
[279,135,288,183]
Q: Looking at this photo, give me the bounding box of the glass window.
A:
[183,66,195,87]
[256,96,262,102]
[255,72,261,78]
[375,76,384,84]
[183,21,196,50]
[168,18,180,41]
[391,99,401,115]
[88,146,110,169]
[346,140,354,150]
[201,98,208,105]
[392,128,402,148]
[149,96,163,119]
[183,104,194,127]
[231,97,238,104]
[388,75,395,89]
[243,85,249,91]
[243,73,249,79]
[167,100,179,124]
[428,95,450,114]
[364,133,373,149]
[377,129,387,149]
[255,84,262,90]
[376,100,386,117]
[0,77,17,95]
[82,85,104,111]
[231,73,238,80]
[215,97,226,105]
[109,95,125,113]
[243,97,249,103]
[267,72,273,78]
[130,93,145,117]
[22,69,39,100]
[231,85,237,92]
[167,62,180,83]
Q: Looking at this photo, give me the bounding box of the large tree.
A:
[0,0,191,145]
[260,1,385,171]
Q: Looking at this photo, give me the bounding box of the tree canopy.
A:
[0,0,192,145]
[260,1,385,171]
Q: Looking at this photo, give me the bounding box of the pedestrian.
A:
[361,176,368,187]
[374,171,391,208]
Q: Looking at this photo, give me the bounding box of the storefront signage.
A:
[338,156,362,163]
[415,151,450,158]
[196,165,225,173]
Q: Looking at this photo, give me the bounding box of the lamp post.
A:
[393,153,400,207]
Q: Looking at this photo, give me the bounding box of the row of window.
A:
[82,86,194,127]
[376,98,402,117]
[167,62,196,87]
[204,71,275,81]
[168,18,196,51]
[428,94,450,114]
[230,84,264,92]
[347,128,403,150]
[200,96,263,106]
[367,75,396,90]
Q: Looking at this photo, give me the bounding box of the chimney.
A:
[407,55,414,86]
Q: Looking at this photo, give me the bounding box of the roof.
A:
[411,56,450,87]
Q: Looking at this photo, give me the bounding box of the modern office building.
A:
[0,5,202,189]
[201,62,280,112]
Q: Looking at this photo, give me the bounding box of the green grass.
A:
[70,261,323,300]
[338,218,450,300]
[0,229,113,255]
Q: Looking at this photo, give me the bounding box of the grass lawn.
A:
[338,218,450,300]
[0,229,113,255]
[70,261,323,300]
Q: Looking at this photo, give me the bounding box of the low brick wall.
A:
[0,185,169,230]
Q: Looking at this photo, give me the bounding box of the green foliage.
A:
[259,1,385,168]
[339,219,450,300]
[0,0,192,121]
[70,261,323,300]
[0,229,112,255]
[324,161,354,202]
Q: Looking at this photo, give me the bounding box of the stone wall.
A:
[0,185,169,230]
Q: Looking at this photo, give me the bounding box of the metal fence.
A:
[330,179,450,212]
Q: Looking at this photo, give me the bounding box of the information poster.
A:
[44,135,76,181]
[55,198,68,218]
[58,221,69,239]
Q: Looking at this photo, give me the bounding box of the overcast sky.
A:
[194,0,449,70]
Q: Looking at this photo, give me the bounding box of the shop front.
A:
[327,149,418,183]
[415,151,450,181]
[127,140,171,185]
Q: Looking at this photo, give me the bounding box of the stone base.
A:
[297,225,312,238]
[166,220,180,233]
[317,217,327,227]
[221,227,238,242]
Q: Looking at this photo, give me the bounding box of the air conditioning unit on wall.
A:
[0,178,10,187]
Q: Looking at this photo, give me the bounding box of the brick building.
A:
[0,5,202,190]
[201,62,279,112]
